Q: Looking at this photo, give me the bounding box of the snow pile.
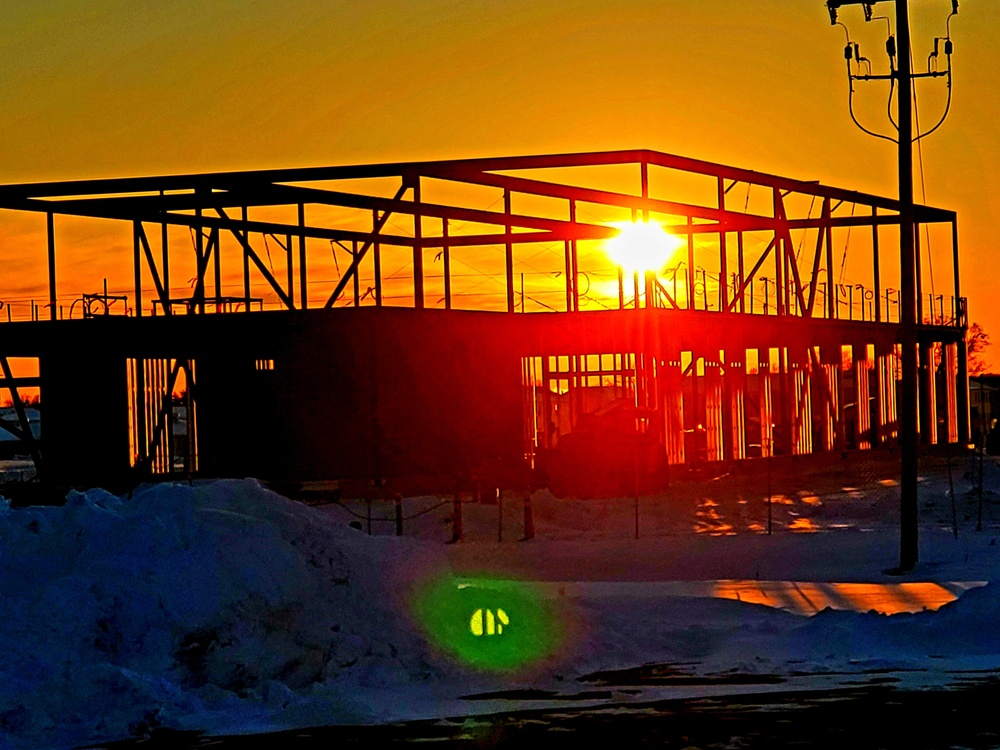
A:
[3,477,1000,748]
[779,579,1000,664]
[569,577,1000,683]
[0,480,446,749]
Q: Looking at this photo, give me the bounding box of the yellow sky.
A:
[1,1,997,361]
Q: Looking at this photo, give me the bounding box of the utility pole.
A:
[826,0,958,571]
[895,0,919,571]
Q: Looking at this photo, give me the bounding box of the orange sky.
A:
[1,1,997,364]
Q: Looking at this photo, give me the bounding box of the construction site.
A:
[0,149,969,498]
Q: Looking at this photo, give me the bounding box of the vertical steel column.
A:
[835,346,848,451]
[195,209,205,314]
[875,344,890,446]
[775,348,793,455]
[759,349,774,457]
[663,356,685,465]
[704,354,725,462]
[773,191,785,317]
[737,232,746,313]
[642,163,655,307]
[155,361,163,472]
[186,360,198,472]
[686,217,695,310]
[441,218,450,310]
[132,360,144,467]
[945,342,958,444]
[298,203,308,310]
[570,355,581,433]
[142,359,152,467]
[541,356,553,449]
[957,337,970,444]
[726,351,747,461]
[242,207,251,311]
[915,226,923,323]
[853,344,872,450]
[717,177,729,313]
[563,240,573,311]
[413,178,424,309]
[286,232,294,307]
[919,343,937,445]
[882,344,900,445]
[791,352,813,456]
[162,209,171,311]
[214,211,223,312]
[872,207,881,323]
[569,199,579,312]
[825,204,835,319]
[46,212,56,321]
[950,217,968,442]
[373,211,383,307]
[952,219,961,317]
[820,346,840,452]
[352,240,360,306]
[132,220,143,318]
[504,188,514,313]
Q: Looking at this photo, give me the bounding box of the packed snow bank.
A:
[2,478,1000,749]
[0,480,450,749]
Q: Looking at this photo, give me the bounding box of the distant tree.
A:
[968,322,991,376]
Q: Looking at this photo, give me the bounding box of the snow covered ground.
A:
[2,450,1000,749]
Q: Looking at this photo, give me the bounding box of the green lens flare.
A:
[412,575,560,671]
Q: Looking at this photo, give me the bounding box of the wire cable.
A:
[837,203,856,285]
[795,196,817,262]
[911,46,937,309]
[915,5,957,141]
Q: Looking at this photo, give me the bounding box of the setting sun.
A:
[604,220,685,276]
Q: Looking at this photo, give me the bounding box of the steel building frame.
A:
[0,150,969,494]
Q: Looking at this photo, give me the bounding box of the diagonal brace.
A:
[0,356,41,474]
[215,207,295,310]
[325,181,409,308]
[725,238,777,313]
[135,222,171,315]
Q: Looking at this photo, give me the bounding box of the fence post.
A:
[497,490,503,543]
[451,492,463,543]
[522,495,535,541]
[395,494,403,536]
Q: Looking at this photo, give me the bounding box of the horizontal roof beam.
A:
[0,149,955,223]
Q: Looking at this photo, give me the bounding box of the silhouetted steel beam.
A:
[134,223,171,314]
[0,147,952,220]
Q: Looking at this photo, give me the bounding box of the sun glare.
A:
[604,220,685,276]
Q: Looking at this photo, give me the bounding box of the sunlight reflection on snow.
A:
[709,580,987,615]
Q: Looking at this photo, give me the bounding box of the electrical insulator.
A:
[886,35,896,58]
[844,44,853,61]
[944,39,953,55]
[952,1,959,14]
[854,43,861,63]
